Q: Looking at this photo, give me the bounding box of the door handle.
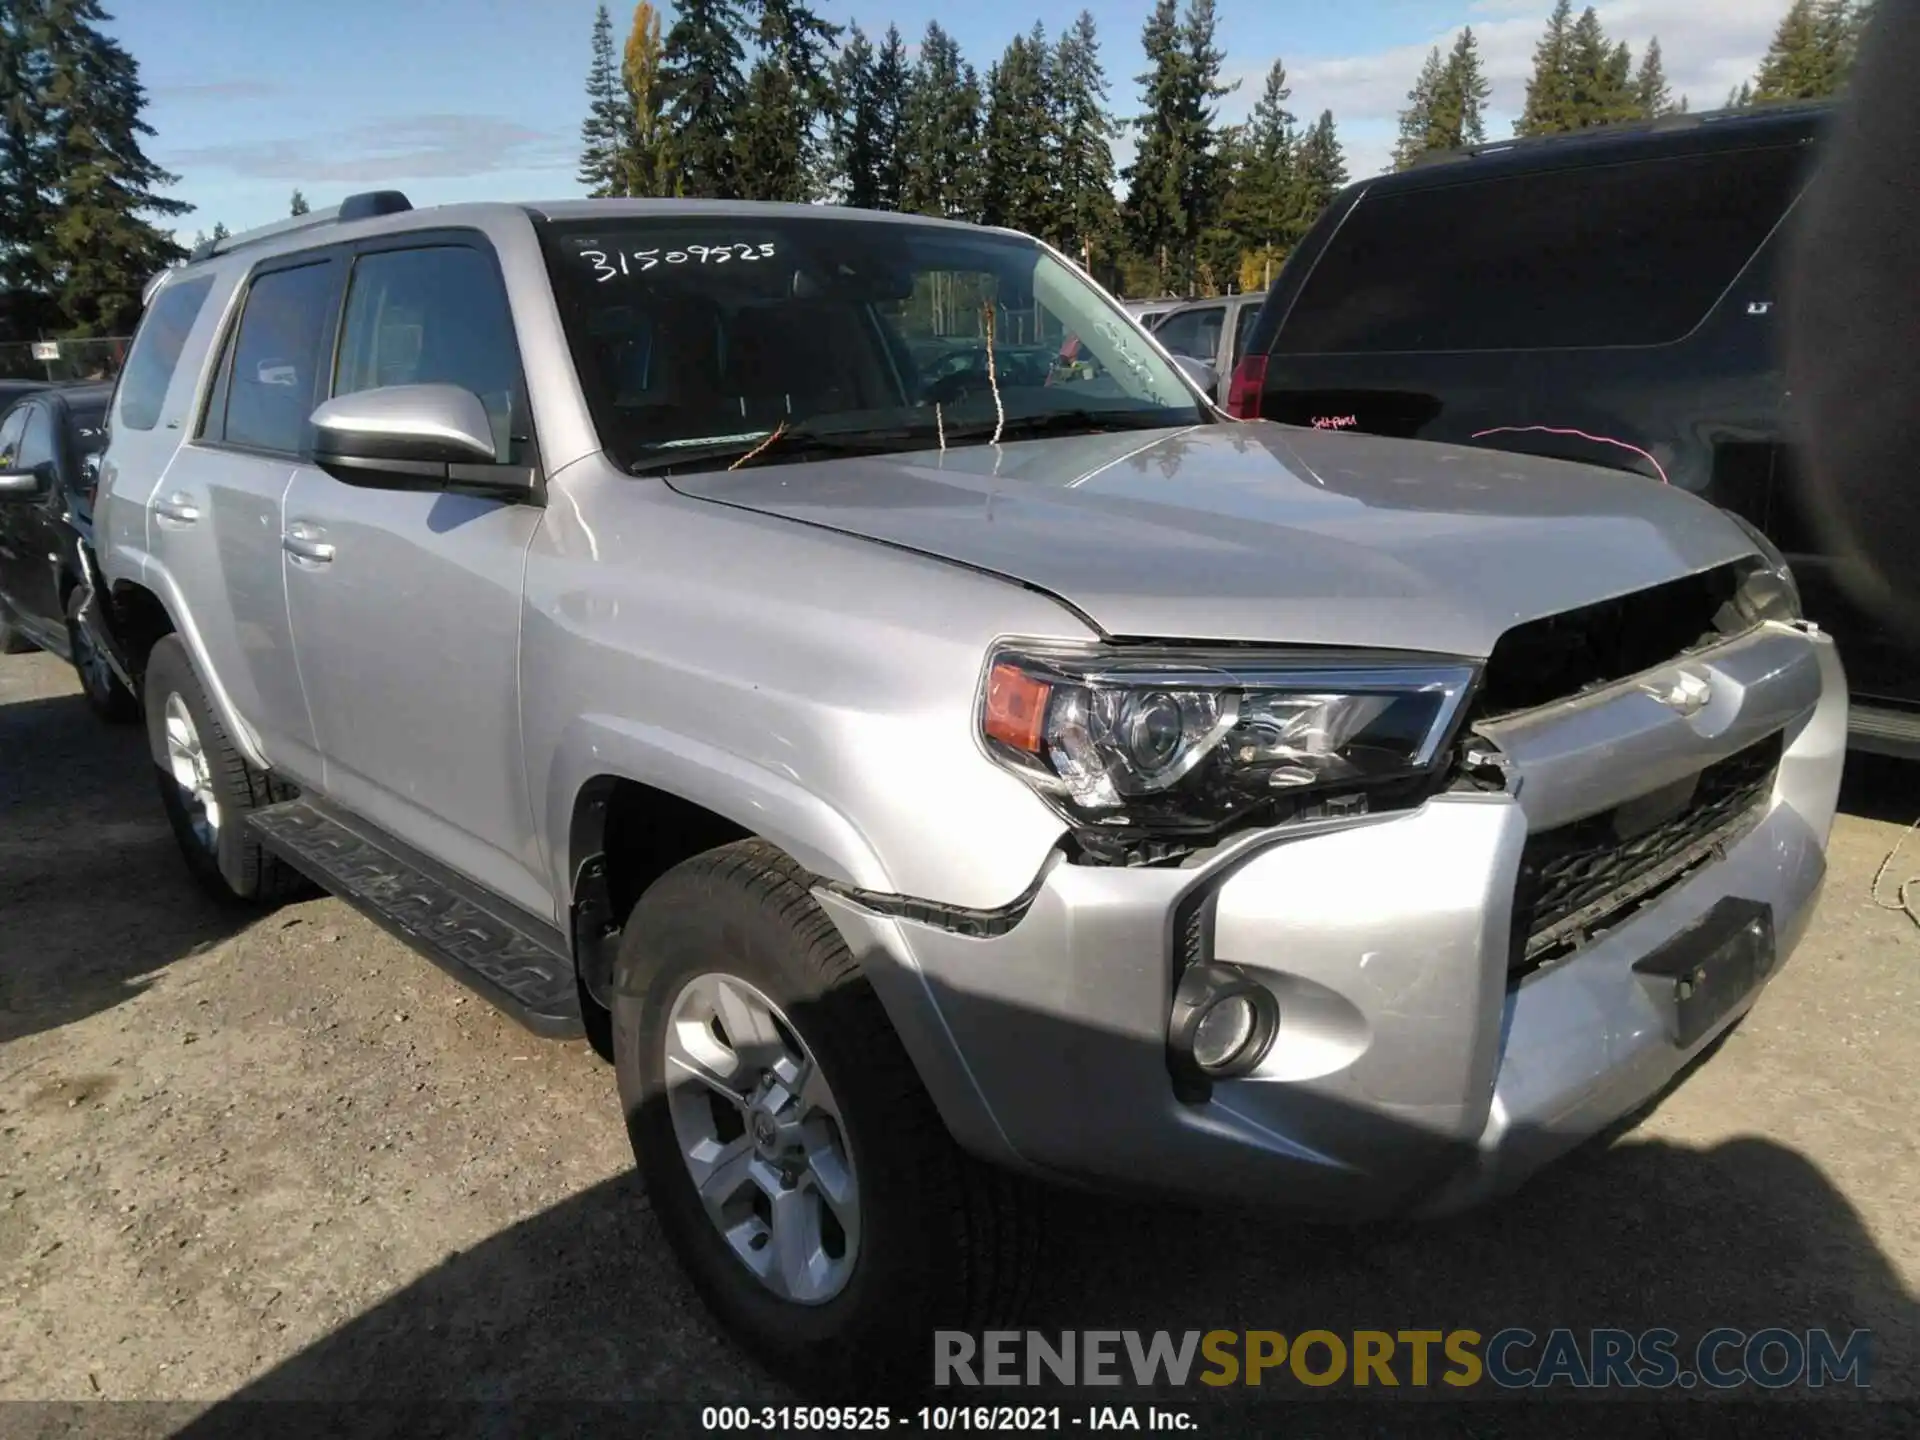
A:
[154,492,200,525]
[282,533,336,565]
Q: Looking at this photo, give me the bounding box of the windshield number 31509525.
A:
[580,243,777,281]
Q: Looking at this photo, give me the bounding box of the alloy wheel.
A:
[163,693,221,852]
[663,972,860,1305]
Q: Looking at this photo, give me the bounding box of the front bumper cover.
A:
[818,623,1846,1218]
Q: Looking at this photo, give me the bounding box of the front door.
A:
[281,234,550,919]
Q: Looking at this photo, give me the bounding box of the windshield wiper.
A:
[938,408,1191,444]
[628,423,927,476]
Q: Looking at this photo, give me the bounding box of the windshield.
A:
[538,214,1207,473]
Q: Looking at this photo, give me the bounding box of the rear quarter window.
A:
[1272,143,1810,355]
[116,275,216,430]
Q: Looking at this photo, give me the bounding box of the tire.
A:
[143,635,304,906]
[66,587,138,723]
[612,839,1039,1394]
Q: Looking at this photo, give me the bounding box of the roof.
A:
[148,191,1039,301]
[1369,100,1830,196]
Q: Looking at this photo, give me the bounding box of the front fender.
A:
[542,711,895,909]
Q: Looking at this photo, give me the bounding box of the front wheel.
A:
[143,635,303,905]
[612,840,1039,1393]
[67,587,138,722]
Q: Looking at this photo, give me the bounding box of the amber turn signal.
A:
[984,662,1051,754]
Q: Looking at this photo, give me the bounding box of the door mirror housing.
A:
[1173,354,1219,397]
[310,384,536,501]
[0,461,53,503]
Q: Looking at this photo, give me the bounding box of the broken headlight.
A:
[979,646,1477,836]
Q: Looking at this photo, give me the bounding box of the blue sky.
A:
[115,0,1793,238]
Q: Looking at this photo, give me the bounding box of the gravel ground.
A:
[1,649,1916,1435]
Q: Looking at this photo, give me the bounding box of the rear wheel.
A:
[144,635,303,905]
[67,587,137,722]
[613,839,1039,1393]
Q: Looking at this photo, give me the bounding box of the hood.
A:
[668,423,1757,657]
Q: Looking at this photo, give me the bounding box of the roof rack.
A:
[187,189,414,263]
[1408,100,1834,170]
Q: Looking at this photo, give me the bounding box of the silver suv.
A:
[76,191,1845,1388]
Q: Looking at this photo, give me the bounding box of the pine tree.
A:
[1516,0,1576,136]
[1223,58,1295,284]
[1396,27,1490,169]
[734,0,840,202]
[979,26,1057,239]
[1289,111,1348,238]
[289,188,309,216]
[1565,8,1635,130]
[1632,36,1675,118]
[659,0,747,198]
[1123,0,1234,295]
[1434,28,1491,148]
[1052,11,1119,273]
[36,0,187,336]
[1752,0,1860,104]
[1727,80,1755,109]
[578,4,634,196]
[871,25,910,210]
[900,23,983,222]
[1392,47,1447,171]
[830,24,882,207]
[622,2,673,196]
[0,1,57,338]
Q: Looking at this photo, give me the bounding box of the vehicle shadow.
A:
[0,688,249,1044]
[161,1001,1915,1438]
[1838,748,1920,826]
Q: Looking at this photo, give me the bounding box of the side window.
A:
[0,404,29,468]
[16,405,55,470]
[334,245,523,463]
[117,275,216,431]
[1156,306,1225,361]
[1275,144,1811,354]
[217,260,340,456]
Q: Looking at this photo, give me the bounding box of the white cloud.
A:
[1248,0,1792,178]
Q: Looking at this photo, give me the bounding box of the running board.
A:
[247,798,583,1039]
[1850,704,1920,759]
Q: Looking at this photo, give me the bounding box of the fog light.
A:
[1168,960,1279,1086]
[1191,995,1257,1070]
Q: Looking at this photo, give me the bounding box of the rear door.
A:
[165,252,344,782]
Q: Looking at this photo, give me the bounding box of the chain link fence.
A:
[0,337,129,383]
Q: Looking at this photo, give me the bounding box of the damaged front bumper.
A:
[819,622,1847,1218]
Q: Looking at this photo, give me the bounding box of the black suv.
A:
[1227,102,1915,750]
[0,380,137,718]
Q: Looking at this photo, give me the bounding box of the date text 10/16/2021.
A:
[701,1407,1192,1433]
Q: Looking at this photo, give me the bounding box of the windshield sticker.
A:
[578,243,777,282]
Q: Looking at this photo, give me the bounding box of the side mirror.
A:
[0,461,53,503]
[1173,354,1219,396]
[310,383,535,501]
